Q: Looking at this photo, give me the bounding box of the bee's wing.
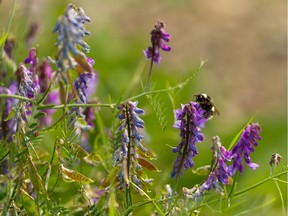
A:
[213,106,220,115]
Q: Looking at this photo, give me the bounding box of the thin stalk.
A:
[125,103,133,208]
[0,0,17,57]
[232,170,288,197]
[145,57,154,92]
[0,94,33,102]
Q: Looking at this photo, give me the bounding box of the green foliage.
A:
[0,2,286,216]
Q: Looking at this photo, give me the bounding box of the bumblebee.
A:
[194,93,219,119]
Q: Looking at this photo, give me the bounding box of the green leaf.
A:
[101,166,121,188]
[4,107,15,121]
[60,164,94,184]
[27,156,47,196]
[33,112,46,119]
[19,188,40,216]
[192,165,211,176]
[137,158,161,172]
[0,33,8,47]
[228,113,257,150]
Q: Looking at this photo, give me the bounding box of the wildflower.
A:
[53,4,91,73]
[171,102,208,178]
[16,65,36,99]
[193,136,231,198]
[0,84,17,141]
[24,48,40,94]
[229,123,262,175]
[144,21,171,64]
[74,69,97,105]
[38,59,52,93]
[24,48,38,73]
[115,101,148,189]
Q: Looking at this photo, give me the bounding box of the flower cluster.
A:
[53,4,91,73]
[193,136,231,198]
[144,21,171,64]
[190,123,262,199]
[229,123,262,175]
[171,102,208,178]
[0,84,17,141]
[114,101,152,189]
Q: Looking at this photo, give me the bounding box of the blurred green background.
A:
[1,0,286,215]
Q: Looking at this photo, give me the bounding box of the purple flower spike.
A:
[144,21,171,64]
[74,72,97,104]
[53,4,91,73]
[193,136,231,199]
[171,102,208,178]
[24,48,38,73]
[115,101,147,189]
[229,123,262,175]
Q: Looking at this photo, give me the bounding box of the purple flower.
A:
[53,4,91,73]
[0,84,17,141]
[40,91,60,127]
[144,21,171,64]
[16,65,36,99]
[24,48,38,73]
[193,136,231,198]
[115,101,147,189]
[229,123,262,175]
[171,102,208,178]
[74,72,97,104]
[38,59,52,93]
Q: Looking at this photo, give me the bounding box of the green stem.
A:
[145,58,154,92]
[37,103,114,110]
[0,94,33,102]
[273,178,286,216]
[0,0,17,57]
[232,170,288,197]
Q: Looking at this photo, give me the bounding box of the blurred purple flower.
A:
[24,48,38,73]
[144,21,171,64]
[229,123,262,175]
[0,84,17,141]
[16,65,36,99]
[40,91,60,127]
[38,59,52,93]
[171,102,208,178]
[74,72,97,104]
[53,4,91,73]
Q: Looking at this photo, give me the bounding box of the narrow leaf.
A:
[4,107,15,121]
[228,113,257,150]
[0,33,8,46]
[101,166,121,188]
[192,165,211,176]
[19,188,40,216]
[137,158,160,172]
[60,164,94,184]
[72,54,93,73]
[27,156,47,196]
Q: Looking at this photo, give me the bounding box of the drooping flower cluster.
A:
[171,102,208,178]
[193,136,231,198]
[74,58,97,104]
[186,123,262,199]
[229,123,262,175]
[114,101,153,189]
[144,21,171,64]
[53,4,91,73]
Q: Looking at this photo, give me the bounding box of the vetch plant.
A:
[0,3,286,216]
